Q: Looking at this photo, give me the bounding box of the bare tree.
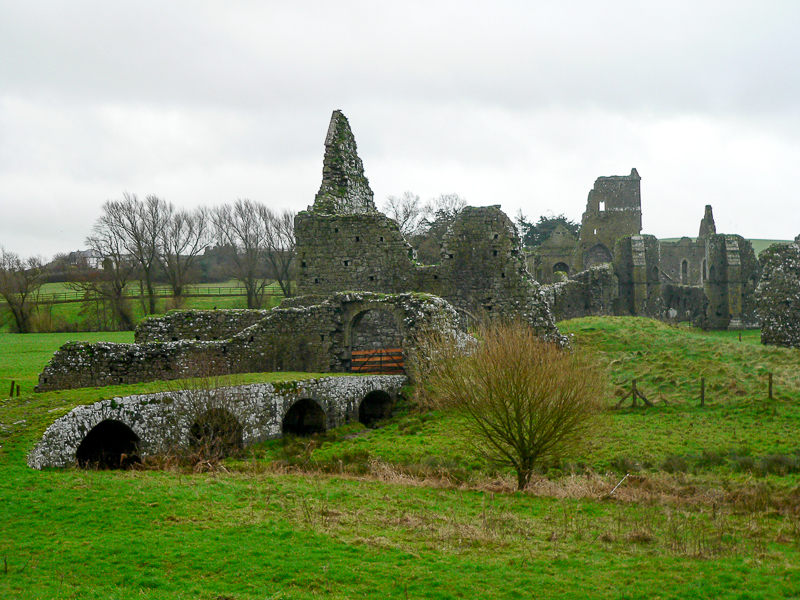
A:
[423,321,606,490]
[260,206,296,298]
[159,206,212,304]
[0,247,45,333]
[213,199,270,309]
[83,218,139,330]
[95,193,170,315]
[383,191,424,238]
[414,193,468,265]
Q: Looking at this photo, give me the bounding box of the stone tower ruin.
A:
[574,168,642,271]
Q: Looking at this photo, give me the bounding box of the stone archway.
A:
[282,398,327,436]
[553,262,570,276]
[342,301,408,374]
[76,419,140,469]
[358,390,394,427]
[190,408,244,458]
[350,309,403,350]
[583,243,613,268]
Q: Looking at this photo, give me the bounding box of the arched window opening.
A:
[282,398,326,436]
[583,244,612,268]
[358,391,394,427]
[681,260,689,284]
[702,259,708,281]
[190,408,244,460]
[76,420,140,469]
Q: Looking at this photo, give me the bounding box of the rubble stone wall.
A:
[134,309,271,343]
[28,374,405,469]
[756,239,800,347]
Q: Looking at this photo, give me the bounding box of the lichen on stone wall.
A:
[28,374,406,469]
[311,110,377,215]
[755,239,800,347]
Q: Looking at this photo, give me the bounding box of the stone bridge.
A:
[28,374,405,469]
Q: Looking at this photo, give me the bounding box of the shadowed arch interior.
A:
[282,398,326,436]
[190,408,243,458]
[552,262,570,275]
[358,390,394,427]
[76,419,140,469]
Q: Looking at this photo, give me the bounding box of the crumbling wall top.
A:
[311,110,377,215]
[698,205,716,239]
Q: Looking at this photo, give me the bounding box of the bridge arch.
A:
[358,390,394,427]
[190,408,243,458]
[76,419,140,469]
[282,398,327,436]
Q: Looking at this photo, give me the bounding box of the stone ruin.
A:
[755,235,800,347]
[534,168,761,330]
[36,109,565,393]
[295,110,564,342]
[37,292,462,391]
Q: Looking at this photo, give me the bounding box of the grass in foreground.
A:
[2,317,800,598]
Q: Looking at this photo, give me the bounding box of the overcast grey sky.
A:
[2,0,799,258]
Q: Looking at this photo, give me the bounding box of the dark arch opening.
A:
[552,262,570,275]
[282,398,326,436]
[359,390,394,427]
[76,419,140,469]
[190,408,244,459]
[681,259,689,284]
[584,243,612,268]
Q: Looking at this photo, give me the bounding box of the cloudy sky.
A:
[2,0,799,259]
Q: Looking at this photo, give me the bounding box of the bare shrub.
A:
[421,320,607,490]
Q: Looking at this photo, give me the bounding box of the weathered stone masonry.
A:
[36,292,463,391]
[755,236,800,347]
[295,110,564,343]
[28,374,405,469]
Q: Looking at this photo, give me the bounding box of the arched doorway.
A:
[583,244,613,268]
[552,262,570,276]
[190,408,243,459]
[282,398,326,436]
[349,308,404,374]
[358,390,394,427]
[76,419,140,469]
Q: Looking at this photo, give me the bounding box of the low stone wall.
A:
[135,309,271,343]
[28,374,406,469]
[36,292,464,392]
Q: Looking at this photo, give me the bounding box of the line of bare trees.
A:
[78,194,296,329]
[0,195,296,333]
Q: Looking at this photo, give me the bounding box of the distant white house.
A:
[68,249,103,270]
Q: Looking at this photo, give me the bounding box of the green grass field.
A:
[1,318,800,599]
[1,279,285,333]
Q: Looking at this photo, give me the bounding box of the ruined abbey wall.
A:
[37,293,463,391]
[295,110,564,342]
[134,309,271,343]
[755,238,800,347]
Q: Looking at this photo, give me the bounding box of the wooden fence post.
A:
[768,372,773,400]
[700,377,705,407]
